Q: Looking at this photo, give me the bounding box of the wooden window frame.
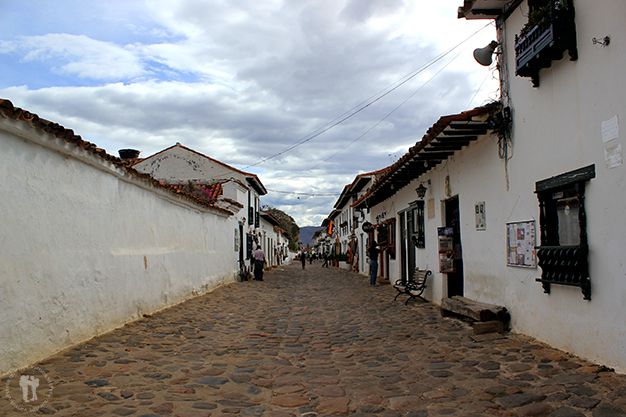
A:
[535,165,595,300]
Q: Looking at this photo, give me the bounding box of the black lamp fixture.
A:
[473,41,500,66]
[415,183,427,199]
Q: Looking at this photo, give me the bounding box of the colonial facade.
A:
[351,0,626,373]
[260,210,290,267]
[323,169,389,275]
[0,100,242,375]
[132,143,268,270]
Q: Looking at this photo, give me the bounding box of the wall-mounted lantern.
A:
[416,183,428,199]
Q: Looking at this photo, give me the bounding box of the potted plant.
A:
[337,253,351,270]
[514,0,577,87]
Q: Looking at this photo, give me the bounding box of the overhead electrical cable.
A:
[465,70,492,111]
[242,21,493,170]
[266,189,341,196]
[307,45,473,170]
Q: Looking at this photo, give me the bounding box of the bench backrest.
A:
[411,268,431,286]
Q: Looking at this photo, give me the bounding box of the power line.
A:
[307,43,474,171]
[242,22,493,170]
[266,189,341,197]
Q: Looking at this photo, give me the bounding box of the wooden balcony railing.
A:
[514,1,578,87]
[536,245,590,300]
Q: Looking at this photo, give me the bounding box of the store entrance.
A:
[445,197,464,297]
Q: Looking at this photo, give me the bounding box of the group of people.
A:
[298,250,332,269]
[256,239,386,287]
[298,250,314,269]
[298,240,385,288]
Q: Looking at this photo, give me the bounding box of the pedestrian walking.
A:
[253,245,266,281]
[322,251,329,268]
[368,240,384,286]
[300,250,307,269]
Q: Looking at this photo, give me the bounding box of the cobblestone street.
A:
[3,262,626,417]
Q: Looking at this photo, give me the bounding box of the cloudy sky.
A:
[0,0,499,227]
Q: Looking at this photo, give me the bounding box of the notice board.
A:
[507,220,537,268]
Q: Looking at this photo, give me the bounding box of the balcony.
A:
[514,1,578,87]
[536,245,590,300]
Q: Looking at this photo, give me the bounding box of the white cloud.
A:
[0,0,499,227]
[3,34,146,80]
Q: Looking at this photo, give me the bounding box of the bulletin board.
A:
[506,220,537,268]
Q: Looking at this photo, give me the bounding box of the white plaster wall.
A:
[223,180,248,224]
[134,145,247,185]
[222,179,247,203]
[495,0,626,373]
[380,174,443,300]
[0,126,238,376]
[378,105,626,372]
[260,218,280,266]
[376,0,626,372]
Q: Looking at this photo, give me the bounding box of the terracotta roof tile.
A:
[352,102,501,208]
[170,182,223,206]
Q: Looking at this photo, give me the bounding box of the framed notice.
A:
[507,220,536,268]
[475,201,486,230]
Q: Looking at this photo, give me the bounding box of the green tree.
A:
[262,205,300,250]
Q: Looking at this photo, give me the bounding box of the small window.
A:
[535,165,595,300]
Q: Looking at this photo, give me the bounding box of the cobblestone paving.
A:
[3,262,626,416]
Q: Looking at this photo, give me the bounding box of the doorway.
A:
[444,196,464,297]
[400,212,408,284]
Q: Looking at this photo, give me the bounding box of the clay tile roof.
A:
[170,182,224,206]
[0,98,233,215]
[353,101,501,209]
[134,142,267,196]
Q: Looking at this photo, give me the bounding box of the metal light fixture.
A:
[592,36,611,47]
[473,41,500,66]
[415,183,427,199]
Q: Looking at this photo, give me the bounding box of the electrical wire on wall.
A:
[490,15,513,192]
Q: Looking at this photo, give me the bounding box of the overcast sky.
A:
[0,0,499,227]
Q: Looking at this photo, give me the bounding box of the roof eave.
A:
[354,102,502,209]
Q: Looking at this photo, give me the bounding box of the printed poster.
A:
[507,220,537,268]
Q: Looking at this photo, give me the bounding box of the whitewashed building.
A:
[323,169,389,275]
[354,0,626,373]
[260,210,289,267]
[0,100,239,375]
[132,143,267,271]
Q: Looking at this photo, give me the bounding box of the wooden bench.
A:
[393,268,432,305]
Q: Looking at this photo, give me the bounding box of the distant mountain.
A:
[299,226,324,246]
